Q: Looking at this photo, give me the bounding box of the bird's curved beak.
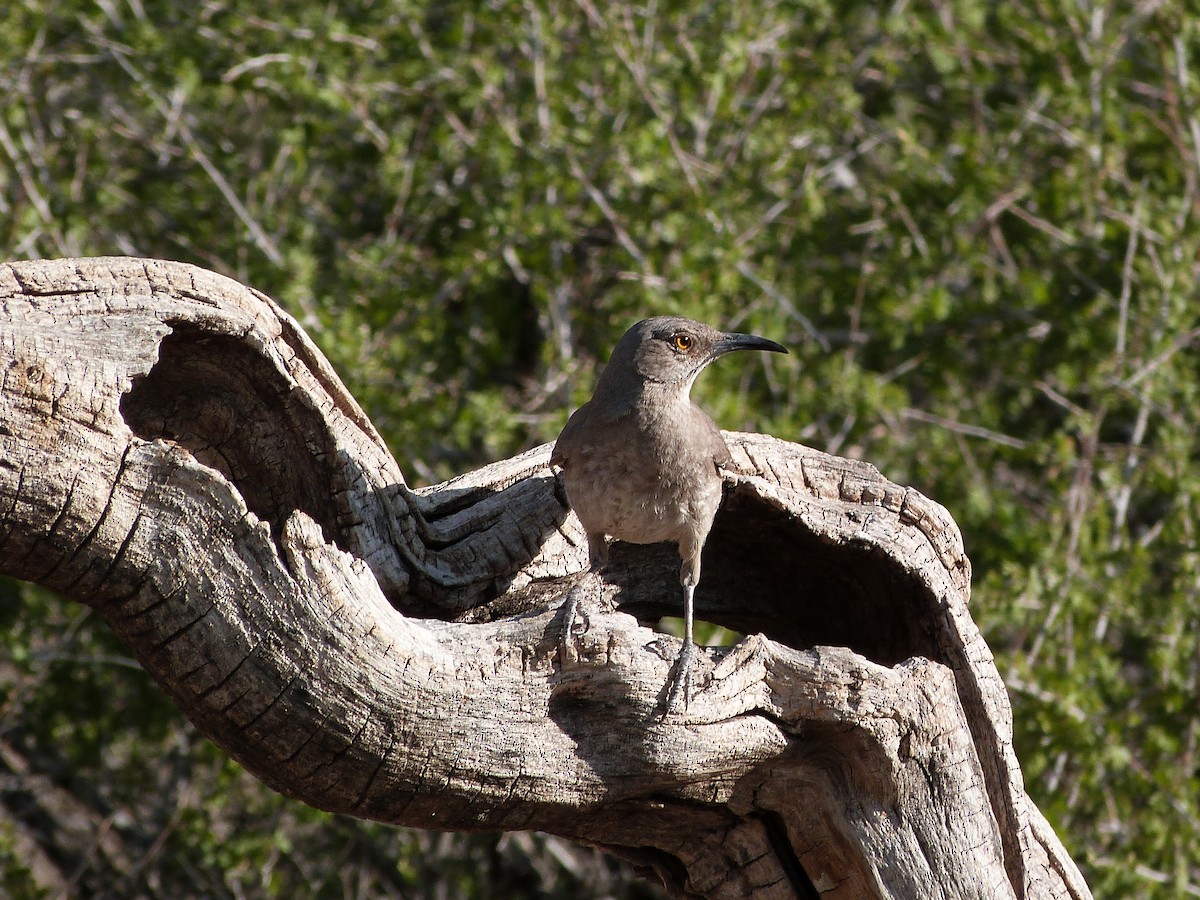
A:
[713,332,788,357]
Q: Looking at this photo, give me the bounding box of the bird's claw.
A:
[557,580,586,663]
[561,583,583,633]
[559,570,609,666]
[664,640,698,716]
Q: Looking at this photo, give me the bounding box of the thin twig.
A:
[1122,326,1200,388]
[1115,191,1143,358]
[87,23,284,266]
[734,259,830,350]
[900,407,1029,449]
[564,148,655,276]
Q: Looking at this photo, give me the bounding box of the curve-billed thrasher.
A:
[552,316,787,711]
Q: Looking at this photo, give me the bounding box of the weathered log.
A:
[0,257,1091,898]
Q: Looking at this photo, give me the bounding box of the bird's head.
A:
[603,316,787,395]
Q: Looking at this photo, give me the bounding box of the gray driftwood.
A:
[0,257,1092,898]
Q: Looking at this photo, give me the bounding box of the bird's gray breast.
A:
[561,401,726,548]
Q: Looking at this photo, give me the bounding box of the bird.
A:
[551,316,787,711]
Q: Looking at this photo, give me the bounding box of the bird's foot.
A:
[664,640,698,716]
[558,578,586,665]
[558,570,608,666]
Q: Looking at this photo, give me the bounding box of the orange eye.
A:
[673,334,692,352]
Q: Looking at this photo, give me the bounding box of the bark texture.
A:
[0,257,1092,899]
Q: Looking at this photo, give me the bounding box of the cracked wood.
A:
[0,257,1092,900]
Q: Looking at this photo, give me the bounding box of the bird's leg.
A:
[559,533,608,661]
[664,547,702,714]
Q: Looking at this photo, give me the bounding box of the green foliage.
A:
[3,0,1200,895]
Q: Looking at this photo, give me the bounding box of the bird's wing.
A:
[550,401,591,468]
[712,434,735,473]
[695,411,734,473]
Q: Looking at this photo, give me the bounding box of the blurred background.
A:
[1,0,1197,896]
